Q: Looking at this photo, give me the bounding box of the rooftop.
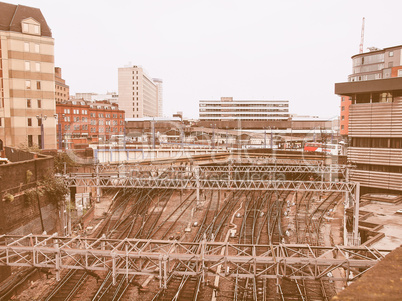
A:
[0,2,52,37]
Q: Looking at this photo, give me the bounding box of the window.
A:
[27,99,31,108]
[341,106,345,111]
[398,70,402,77]
[22,23,29,33]
[37,99,41,108]
[28,135,33,147]
[38,119,42,126]
[33,24,40,34]
[36,81,41,90]
[35,62,40,72]
[0,118,2,126]
[389,51,394,57]
[388,62,394,68]
[341,115,345,120]
[341,125,344,130]
[341,97,344,102]
[34,44,40,53]
[25,61,30,71]
[24,42,29,52]
[28,118,32,126]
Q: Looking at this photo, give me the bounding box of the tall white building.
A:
[118,66,162,118]
[153,78,163,117]
[199,97,289,121]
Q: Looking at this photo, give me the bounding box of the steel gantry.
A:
[61,163,360,242]
[0,234,389,288]
[83,162,348,178]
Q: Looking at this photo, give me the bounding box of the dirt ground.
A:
[361,201,402,250]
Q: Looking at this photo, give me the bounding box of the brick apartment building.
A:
[56,99,125,149]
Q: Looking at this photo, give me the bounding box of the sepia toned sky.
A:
[4,0,402,119]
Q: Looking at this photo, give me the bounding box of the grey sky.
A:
[5,0,402,119]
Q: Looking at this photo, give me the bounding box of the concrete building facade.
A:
[118,66,162,119]
[199,97,289,121]
[0,2,56,149]
[335,44,402,192]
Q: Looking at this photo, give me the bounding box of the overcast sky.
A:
[5,0,402,119]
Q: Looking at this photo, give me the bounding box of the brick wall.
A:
[0,153,60,235]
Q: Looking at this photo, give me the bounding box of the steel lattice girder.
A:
[80,164,347,177]
[62,176,356,194]
[0,235,389,285]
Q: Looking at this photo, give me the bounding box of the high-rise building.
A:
[118,65,162,119]
[0,2,56,149]
[335,44,402,192]
[153,78,163,117]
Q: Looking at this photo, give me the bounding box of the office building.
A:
[0,2,56,149]
[335,44,402,192]
[118,65,162,118]
[198,97,289,129]
[199,97,289,121]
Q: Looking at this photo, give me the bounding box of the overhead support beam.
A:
[0,235,390,288]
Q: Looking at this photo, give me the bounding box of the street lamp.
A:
[36,114,47,149]
[55,113,63,149]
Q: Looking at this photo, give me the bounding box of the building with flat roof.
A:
[0,2,56,149]
[335,44,402,193]
[118,66,162,118]
[199,97,289,121]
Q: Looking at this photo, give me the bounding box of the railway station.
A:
[1,148,398,300]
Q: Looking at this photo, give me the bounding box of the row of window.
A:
[25,61,41,72]
[64,117,124,126]
[27,99,41,108]
[200,104,289,107]
[356,163,402,174]
[200,114,288,117]
[65,125,124,133]
[27,135,41,148]
[27,118,42,127]
[351,137,402,148]
[200,109,288,112]
[24,42,40,53]
[25,80,41,90]
[348,91,402,104]
[63,109,122,118]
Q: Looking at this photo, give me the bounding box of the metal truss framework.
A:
[64,176,356,196]
[0,235,389,288]
[92,162,347,177]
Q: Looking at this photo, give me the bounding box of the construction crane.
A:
[359,17,365,54]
